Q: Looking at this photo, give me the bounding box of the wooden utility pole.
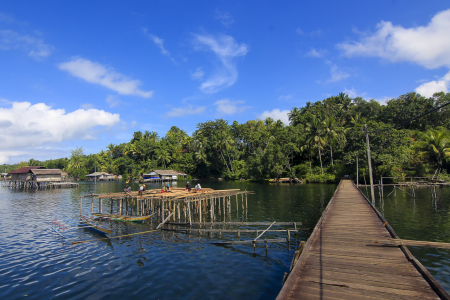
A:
[356,155,359,186]
[364,124,376,204]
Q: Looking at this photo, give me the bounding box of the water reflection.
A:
[364,184,450,292]
[0,181,336,299]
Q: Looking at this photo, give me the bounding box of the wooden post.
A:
[188,199,192,226]
[161,199,165,223]
[126,198,129,216]
[245,192,248,210]
[92,198,94,214]
[80,197,83,216]
[356,155,359,186]
[236,194,238,218]
[210,196,213,221]
[119,198,123,216]
[199,198,202,223]
[100,198,103,214]
[172,200,175,221]
[110,198,113,214]
[381,176,383,198]
[364,124,376,204]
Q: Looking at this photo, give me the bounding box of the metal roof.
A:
[145,170,180,176]
[30,169,62,175]
[9,166,45,174]
[85,172,111,177]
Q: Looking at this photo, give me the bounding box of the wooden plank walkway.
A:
[277,180,448,300]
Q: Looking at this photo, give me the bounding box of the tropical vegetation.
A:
[3,91,450,183]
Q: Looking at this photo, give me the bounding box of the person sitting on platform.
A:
[164,183,170,192]
[185,181,191,192]
[138,184,144,195]
[195,183,201,191]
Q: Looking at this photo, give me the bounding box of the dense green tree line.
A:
[4,91,450,183]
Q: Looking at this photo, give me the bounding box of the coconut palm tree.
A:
[157,148,171,170]
[306,116,326,174]
[288,107,300,125]
[414,129,450,179]
[323,116,347,172]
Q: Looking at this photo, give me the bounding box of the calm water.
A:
[368,185,450,292]
[0,181,337,300]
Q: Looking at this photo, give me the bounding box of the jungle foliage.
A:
[4,91,450,183]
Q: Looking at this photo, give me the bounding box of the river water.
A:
[0,181,336,300]
[370,184,450,292]
[2,182,450,299]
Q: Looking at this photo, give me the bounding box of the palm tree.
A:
[157,148,171,170]
[323,116,346,172]
[306,116,326,174]
[288,107,300,125]
[414,129,450,178]
[194,139,207,163]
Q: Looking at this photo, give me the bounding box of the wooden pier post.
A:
[199,198,202,223]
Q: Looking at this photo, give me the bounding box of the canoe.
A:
[92,213,153,222]
[269,178,302,183]
[79,216,112,235]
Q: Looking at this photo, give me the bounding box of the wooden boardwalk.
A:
[278,180,448,300]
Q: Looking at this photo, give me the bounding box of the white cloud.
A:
[337,9,450,69]
[106,95,122,107]
[343,88,358,98]
[81,103,94,109]
[415,71,450,97]
[0,30,53,58]
[257,109,290,125]
[167,105,206,117]
[0,12,15,23]
[306,48,327,58]
[373,97,390,105]
[296,28,322,36]
[215,10,234,27]
[278,94,293,101]
[191,67,204,80]
[143,29,171,55]
[215,99,247,114]
[59,57,153,98]
[328,63,350,82]
[193,33,249,93]
[0,101,120,164]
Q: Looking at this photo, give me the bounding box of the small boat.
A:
[92,213,153,222]
[79,216,112,235]
[269,178,302,183]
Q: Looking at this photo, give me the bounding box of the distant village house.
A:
[8,167,63,182]
[142,170,187,181]
[85,172,121,181]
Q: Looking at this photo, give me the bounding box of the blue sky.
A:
[1,1,450,164]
